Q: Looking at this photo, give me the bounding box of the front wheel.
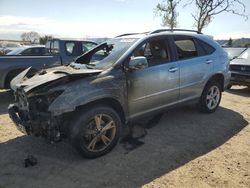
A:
[70,105,121,158]
[198,81,222,113]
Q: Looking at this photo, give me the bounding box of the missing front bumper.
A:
[8,103,62,141]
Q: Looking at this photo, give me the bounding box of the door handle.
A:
[169,67,179,72]
[206,60,213,64]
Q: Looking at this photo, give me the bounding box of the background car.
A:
[0,41,23,54]
[224,47,246,60]
[6,46,46,56]
[228,48,250,88]
[0,39,97,89]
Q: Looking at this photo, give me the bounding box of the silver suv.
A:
[8,29,230,158]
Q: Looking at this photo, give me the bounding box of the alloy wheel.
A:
[83,114,116,152]
[206,85,220,110]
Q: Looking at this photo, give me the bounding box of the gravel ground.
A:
[0,86,249,188]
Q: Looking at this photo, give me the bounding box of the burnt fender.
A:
[49,89,125,116]
[48,76,127,116]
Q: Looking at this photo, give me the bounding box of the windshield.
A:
[238,48,250,60]
[87,38,138,69]
[225,48,246,60]
[6,48,25,55]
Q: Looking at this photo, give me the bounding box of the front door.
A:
[127,37,180,119]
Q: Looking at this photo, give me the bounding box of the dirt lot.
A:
[0,87,249,188]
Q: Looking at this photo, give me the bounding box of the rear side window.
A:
[50,40,59,54]
[174,37,198,60]
[196,39,215,55]
[65,42,77,56]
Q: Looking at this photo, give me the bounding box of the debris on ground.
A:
[24,155,38,168]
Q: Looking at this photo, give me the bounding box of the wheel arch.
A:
[75,97,126,124]
[206,73,225,91]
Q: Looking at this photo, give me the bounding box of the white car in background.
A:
[0,42,23,54]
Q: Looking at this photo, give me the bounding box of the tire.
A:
[70,105,121,158]
[198,81,222,113]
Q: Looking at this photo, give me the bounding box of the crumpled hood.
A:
[230,58,250,65]
[10,66,102,92]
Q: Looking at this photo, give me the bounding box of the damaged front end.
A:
[8,66,102,142]
[8,87,64,142]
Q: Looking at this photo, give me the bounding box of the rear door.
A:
[127,36,180,118]
[173,35,215,101]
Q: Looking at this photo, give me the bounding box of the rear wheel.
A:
[70,105,121,158]
[198,81,222,113]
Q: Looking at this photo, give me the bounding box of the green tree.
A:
[228,38,233,47]
[155,0,181,30]
[245,43,250,48]
[39,35,53,45]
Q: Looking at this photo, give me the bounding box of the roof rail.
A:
[115,32,149,38]
[150,29,202,34]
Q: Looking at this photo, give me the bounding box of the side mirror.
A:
[129,56,148,71]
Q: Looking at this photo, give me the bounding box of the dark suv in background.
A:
[8,29,230,158]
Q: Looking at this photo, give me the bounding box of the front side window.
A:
[174,37,198,60]
[131,38,170,68]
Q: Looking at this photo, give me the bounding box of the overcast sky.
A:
[0,0,250,40]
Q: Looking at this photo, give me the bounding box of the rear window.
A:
[46,40,59,54]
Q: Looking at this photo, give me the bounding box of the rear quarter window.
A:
[195,38,215,55]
